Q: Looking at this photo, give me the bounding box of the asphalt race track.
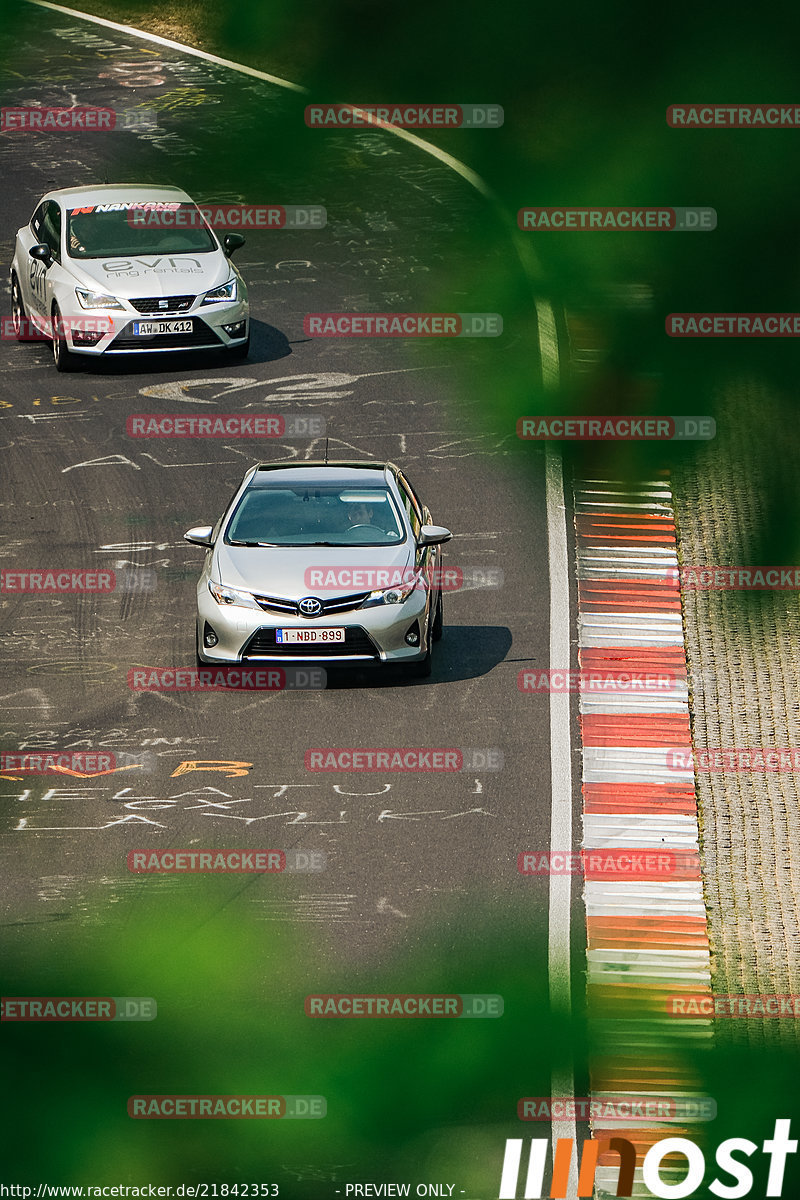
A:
[0,9,578,978]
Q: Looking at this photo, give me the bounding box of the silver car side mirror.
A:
[418,524,452,546]
[184,526,214,547]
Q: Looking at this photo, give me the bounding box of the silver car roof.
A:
[248,461,399,486]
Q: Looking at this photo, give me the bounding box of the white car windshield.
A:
[225,485,407,546]
[67,206,216,258]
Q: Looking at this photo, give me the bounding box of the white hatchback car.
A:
[9,183,250,371]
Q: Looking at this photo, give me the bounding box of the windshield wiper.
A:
[229,540,275,547]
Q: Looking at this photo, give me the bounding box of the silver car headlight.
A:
[75,287,125,310]
[361,578,420,608]
[201,278,237,305]
[208,580,260,609]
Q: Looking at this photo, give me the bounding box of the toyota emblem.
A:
[298,596,323,617]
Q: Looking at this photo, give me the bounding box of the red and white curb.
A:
[574,479,714,1195]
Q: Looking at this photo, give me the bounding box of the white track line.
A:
[26,0,565,305]
[27,0,495,201]
[546,444,578,1198]
[27,0,307,91]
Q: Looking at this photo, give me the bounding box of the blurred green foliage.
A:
[1,2,800,1191]
[2,887,800,1195]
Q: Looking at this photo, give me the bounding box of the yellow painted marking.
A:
[171,760,254,779]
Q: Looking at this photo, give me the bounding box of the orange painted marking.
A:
[579,597,683,612]
[583,782,697,815]
[587,915,709,950]
[578,580,680,595]
[171,760,254,779]
[578,533,677,545]
[580,714,691,747]
[579,645,687,669]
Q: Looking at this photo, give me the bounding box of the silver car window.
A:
[224,485,406,546]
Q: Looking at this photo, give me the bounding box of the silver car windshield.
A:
[67,208,216,258]
[224,485,407,547]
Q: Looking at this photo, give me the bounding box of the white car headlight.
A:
[208,581,260,609]
[75,287,125,310]
[362,577,420,608]
[201,278,237,305]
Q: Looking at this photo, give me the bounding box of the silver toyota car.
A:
[184,461,452,677]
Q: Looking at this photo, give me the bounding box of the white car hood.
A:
[214,543,416,598]
[70,253,230,299]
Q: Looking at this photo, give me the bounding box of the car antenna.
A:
[324,437,329,464]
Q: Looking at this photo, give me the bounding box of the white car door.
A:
[37,200,73,327]
[17,201,49,324]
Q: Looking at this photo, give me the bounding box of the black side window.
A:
[397,478,422,537]
[30,203,47,239]
[41,202,61,259]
